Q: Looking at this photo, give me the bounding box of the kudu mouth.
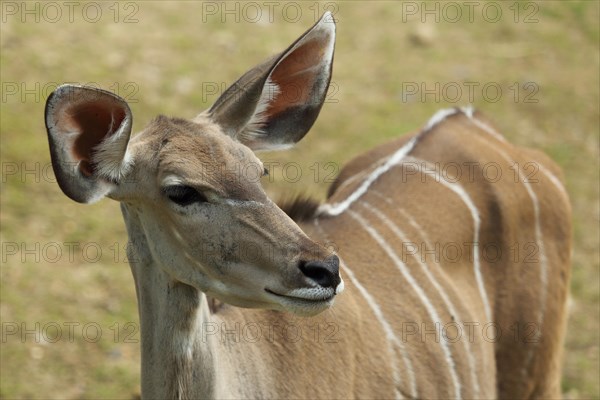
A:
[265,288,335,303]
[264,287,337,316]
[263,255,344,315]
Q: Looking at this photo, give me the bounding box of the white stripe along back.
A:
[318,136,419,217]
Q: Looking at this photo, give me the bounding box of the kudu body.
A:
[45,13,571,399]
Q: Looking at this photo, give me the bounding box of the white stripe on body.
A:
[470,133,549,380]
[334,166,375,195]
[313,219,416,399]
[369,191,481,397]
[347,209,462,399]
[318,108,493,323]
[403,156,493,324]
[315,106,558,393]
[460,106,506,142]
[471,113,569,204]
[355,203,463,399]
[322,106,505,219]
[318,136,419,217]
[424,108,463,131]
[537,163,569,203]
[319,108,478,217]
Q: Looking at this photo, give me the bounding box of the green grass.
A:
[1,1,598,398]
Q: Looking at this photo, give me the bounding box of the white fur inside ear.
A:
[91,113,133,182]
[239,78,281,142]
[309,15,335,101]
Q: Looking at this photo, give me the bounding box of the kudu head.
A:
[44,13,343,316]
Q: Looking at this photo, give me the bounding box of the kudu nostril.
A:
[299,255,340,288]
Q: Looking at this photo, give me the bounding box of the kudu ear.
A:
[208,12,335,151]
[45,85,133,203]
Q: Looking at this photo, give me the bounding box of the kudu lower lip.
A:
[264,287,336,304]
[265,289,335,316]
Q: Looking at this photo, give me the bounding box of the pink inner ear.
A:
[266,38,324,117]
[57,99,126,169]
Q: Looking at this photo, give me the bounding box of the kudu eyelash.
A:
[163,185,208,207]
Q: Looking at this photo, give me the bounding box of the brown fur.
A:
[317,111,571,398]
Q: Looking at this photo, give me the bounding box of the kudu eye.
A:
[163,185,207,207]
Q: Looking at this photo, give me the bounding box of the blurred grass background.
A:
[1,1,598,398]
